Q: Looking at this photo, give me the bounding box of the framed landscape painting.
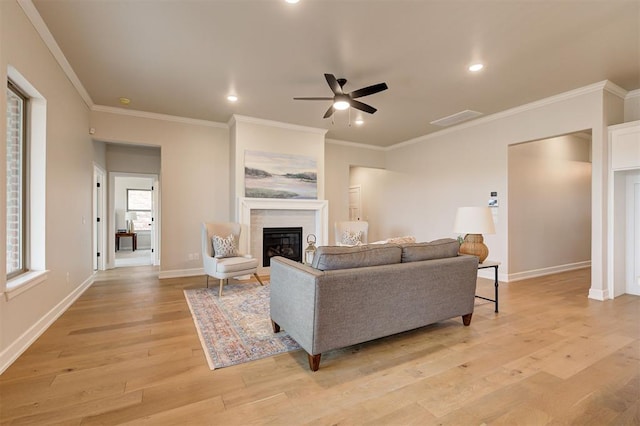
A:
[244,150,317,199]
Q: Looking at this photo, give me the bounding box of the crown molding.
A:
[91,105,227,128]
[229,114,328,135]
[626,89,640,100]
[325,138,387,151]
[603,80,628,98]
[389,80,616,151]
[18,0,93,109]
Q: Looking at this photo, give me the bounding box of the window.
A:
[127,189,152,231]
[6,81,27,279]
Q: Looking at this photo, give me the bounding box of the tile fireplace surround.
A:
[238,197,329,270]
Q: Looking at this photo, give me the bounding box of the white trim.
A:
[230,114,328,135]
[159,267,204,280]
[91,105,227,128]
[389,80,618,151]
[0,274,94,374]
[602,80,628,99]
[626,89,640,100]
[325,138,387,151]
[17,0,93,108]
[5,270,49,300]
[588,288,609,301]
[237,198,329,255]
[507,261,591,282]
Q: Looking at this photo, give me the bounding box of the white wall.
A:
[508,134,592,277]
[1,0,93,370]
[90,110,229,277]
[625,91,640,122]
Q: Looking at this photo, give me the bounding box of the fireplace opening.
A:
[263,227,302,266]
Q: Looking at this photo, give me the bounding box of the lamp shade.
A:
[453,207,495,235]
[125,211,138,221]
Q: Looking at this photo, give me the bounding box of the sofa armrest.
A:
[269,256,323,354]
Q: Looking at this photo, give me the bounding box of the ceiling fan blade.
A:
[324,73,343,95]
[350,99,377,114]
[349,82,388,99]
[323,105,335,119]
[293,97,333,101]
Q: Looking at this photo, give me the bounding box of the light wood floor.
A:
[1,267,638,425]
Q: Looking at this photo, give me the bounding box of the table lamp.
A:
[453,206,495,263]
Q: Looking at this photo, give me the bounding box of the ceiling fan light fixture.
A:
[333,94,350,110]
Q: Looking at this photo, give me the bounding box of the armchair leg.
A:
[254,273,264,286]
[219,279,225,297]
[206,275,209,288]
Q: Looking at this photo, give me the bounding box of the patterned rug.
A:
[184,282,301,370]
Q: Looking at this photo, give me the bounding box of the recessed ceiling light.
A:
[227,95,238,102]
[285,0,300,3]
[119,97,131,105]
[355,118,364,126]
[468,63,484,72]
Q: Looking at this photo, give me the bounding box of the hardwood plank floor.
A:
[1,266,638,425]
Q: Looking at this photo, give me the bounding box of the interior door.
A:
[349,185,362,221]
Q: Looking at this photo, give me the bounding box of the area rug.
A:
[184,282,301,370]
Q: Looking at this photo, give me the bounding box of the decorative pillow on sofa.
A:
[212,234,237,258]
[311,244,401,271]
[400,238,460,263]
[386,235,416,244]
[341,230,363,246]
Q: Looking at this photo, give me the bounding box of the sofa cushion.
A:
[311,244,401,271]
[401,238,460,263]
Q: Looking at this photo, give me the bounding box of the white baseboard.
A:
[507,260,591,282]
[158,267,203,279]
[588,288,609,301]
[0,274,95,375]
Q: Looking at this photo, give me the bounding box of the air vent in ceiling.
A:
[430,110,483,127]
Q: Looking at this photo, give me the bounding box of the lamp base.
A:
[459,233,489,263]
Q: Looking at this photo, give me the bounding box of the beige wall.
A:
[90,110,229,276]
[230,116,327,219]
[1,0,93,368]
[508,134,592,276]
[324,141,386,244]
[375,85,624,293]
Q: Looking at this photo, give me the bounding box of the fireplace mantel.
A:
[237,197,329,256]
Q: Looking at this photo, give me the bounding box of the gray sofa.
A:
[269,239,479,371]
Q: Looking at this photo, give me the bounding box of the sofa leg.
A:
[308,354,321,372]
[462,313,473,326]
[271,320,280,333]
[254,273,264,286]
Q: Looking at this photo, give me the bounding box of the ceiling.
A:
[31,0,640,148]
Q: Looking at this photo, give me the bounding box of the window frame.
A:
[6,80,29,280]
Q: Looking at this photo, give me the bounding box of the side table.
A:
[476,260,500,313]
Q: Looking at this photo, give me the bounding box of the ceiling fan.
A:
[294,73,388,119]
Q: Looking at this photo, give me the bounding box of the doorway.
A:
[507,131,592,280]
[111,173,160,268]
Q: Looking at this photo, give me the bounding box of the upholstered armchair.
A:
[334,220,369,246]
[201,222,263,296]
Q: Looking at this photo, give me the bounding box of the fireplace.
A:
[263,227,302,266]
